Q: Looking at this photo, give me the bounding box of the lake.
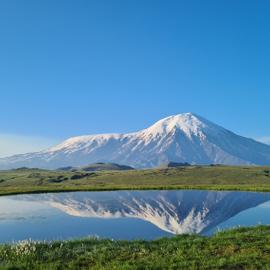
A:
[0,190,270,243]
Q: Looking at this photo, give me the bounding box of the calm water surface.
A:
[0,190,270,242]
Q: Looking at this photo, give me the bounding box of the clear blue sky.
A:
[0,0,270,155]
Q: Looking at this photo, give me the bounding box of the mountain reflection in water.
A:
[17,190,270,235]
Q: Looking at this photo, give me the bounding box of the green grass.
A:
[1,226,270,269]
[0,165,270,196]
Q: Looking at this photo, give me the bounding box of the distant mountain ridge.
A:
[0,113,270,169]
[58,162,134,172]
[159,162,191,168]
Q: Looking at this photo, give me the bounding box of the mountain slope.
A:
[0,113,270,169]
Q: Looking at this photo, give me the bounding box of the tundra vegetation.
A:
[1,226,270,269]
[0,165,270,196]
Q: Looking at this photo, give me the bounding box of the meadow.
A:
[1,226,270,269]
[0,165,270,196]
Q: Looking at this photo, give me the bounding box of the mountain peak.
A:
[143,112,207,138]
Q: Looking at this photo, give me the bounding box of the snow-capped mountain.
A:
[1,112,270,169]
[19,190,270,234]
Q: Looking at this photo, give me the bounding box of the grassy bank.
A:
[0,226,270,269]
[0,165,270,196]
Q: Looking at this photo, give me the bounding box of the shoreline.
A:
[1,184,270,197]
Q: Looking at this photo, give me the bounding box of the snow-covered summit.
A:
[49,113,212,151]
[139,112,209,138]
[46,112,207,153]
